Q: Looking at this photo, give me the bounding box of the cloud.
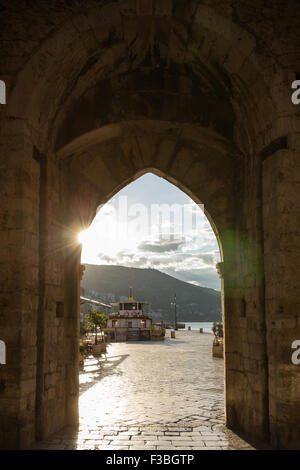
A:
[138,239,184,253]
[188,280,203,286]
[166,267,221,291]
[96,248,221,290]
[197,253,215,266]
[116,250,135,260]
[97,253,116,263]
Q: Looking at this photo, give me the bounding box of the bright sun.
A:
[78,230,88,245]
[78,224,139,260]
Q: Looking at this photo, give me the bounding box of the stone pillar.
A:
[263,144,300,449]
[64,240,82,427]
[217,231,270,444]
[0,120,40,449]
[216,260,241,430]
[34,155,69,442]
[59,163,99,432]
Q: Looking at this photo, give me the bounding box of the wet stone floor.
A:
[33,330,259,450]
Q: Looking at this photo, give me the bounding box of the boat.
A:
[104,287,165,342]
[151,321,166,341]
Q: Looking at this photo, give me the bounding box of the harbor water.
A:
[184,322,214,333]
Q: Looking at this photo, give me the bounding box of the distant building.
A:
[104,287,153,341]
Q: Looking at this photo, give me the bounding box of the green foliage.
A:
[212,321,223,338]
[86,309,108,328]
[85,309,108,344]
[79,344,89,358]
[217,322,223,338]
[80,321,93,337]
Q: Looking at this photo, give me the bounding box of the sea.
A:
[183,322,214,333]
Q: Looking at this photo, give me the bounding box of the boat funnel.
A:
[129,286,133,301]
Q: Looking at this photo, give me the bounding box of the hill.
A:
[81,264,221,322]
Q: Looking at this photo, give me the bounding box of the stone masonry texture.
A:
[0,0,299,449]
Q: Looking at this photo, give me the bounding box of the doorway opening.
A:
[74,172,245,450]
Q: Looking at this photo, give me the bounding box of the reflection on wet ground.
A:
[33,331,265,450]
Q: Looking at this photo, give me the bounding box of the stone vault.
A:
[0,0,299,449]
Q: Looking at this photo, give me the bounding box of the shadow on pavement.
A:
[79,353,129,395]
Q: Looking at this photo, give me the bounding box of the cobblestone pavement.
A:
[33,331,261,450]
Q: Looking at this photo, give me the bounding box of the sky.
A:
[79,173,221,291]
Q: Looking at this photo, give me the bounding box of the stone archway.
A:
[0,0,299,450]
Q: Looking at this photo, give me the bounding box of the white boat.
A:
[104,287,165,341]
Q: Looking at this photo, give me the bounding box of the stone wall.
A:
[0,119,39,448]
[0,0,299,449]
[263,143,300,449]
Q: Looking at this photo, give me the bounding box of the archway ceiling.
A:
[57,120,240,161]
[5,0,289,153]
[54,61,236,152]
[63,123,235,226]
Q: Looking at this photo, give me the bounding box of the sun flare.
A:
[78,230,88,245]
